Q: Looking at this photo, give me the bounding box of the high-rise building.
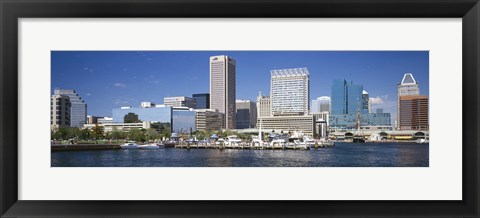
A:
[398,95,429,130]
[256,93,271,118]
[164,96,196,108]
[330,80,390,129]
[192,93,210,109]
[397,73,421,129]
[331,80,365,115]
[311,96,331,113]
[362,90,370,113]
[270,68,309,115]
[54,89,87,128]
[50,94,71,129]
[210,55,236,129]
[194,109,224,131]
[235,100,257,129]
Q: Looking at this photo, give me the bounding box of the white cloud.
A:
[369,97,384,105]
[113,83,126,88]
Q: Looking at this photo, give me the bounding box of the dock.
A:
[51,144,121,152]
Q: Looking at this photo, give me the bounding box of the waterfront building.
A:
[256,93,271,118]
[172,107,196,134]
[257,115,316,137]
[83,121,151,132]
[311,96,331,113]
[50,94,71,129]
[398,95,429,130]
[140,102,156,108]
[397,73,420,127]
[210,55,236,129]
[236,100,257,129]
[270,68,309,115]
[164,96,196,108]
[54,89,87,128]
[194,109,225,131]
[331,80,367,115]
[192,93,210,109]
[112,106,195,133]
[329,113,391,130]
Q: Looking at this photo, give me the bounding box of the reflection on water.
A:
[51,142,429,167]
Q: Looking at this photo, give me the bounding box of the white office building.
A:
[270,68,309,116]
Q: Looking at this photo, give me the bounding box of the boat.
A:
[416,138,429,144]
[121,141,139,149]
[225,135,242,147]
[138,143,160,149]
[352,99,366,143]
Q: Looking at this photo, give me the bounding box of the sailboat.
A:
[352,99,366,143]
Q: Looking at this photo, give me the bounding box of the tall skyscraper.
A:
[331,80,365,115]
[54,89,87,128]
[311,96,331,113]
[192,93,210,109]
[270,68,309,115]
[235,100,257,129]
[50,94,71,129]
[256,93,271,118]
[210,55,236,129]
[397,73,428,130]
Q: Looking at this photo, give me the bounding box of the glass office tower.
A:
[53,89,87,128]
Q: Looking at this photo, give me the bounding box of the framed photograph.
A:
[1,0,479,217]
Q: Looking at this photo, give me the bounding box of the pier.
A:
[51,144,121,152]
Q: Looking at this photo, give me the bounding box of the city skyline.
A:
[51,51,429,120]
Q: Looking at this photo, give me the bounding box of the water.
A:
[51,142,429,167]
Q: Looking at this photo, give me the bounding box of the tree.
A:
[128,128,146,142]
[53,127,69,140]
[145,128,159,141]
[110,127,124,140]
[92,124,105,140]
[79,128,92,140]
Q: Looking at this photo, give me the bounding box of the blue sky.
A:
[51,51,429,120]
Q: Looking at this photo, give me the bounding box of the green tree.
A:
[79,128,92,140]
[67,127,81,139]
[53,127,69,140]
[92,124,105,140]
[110,127,124,140]
[145,128,159,141]
[128,128,146,142]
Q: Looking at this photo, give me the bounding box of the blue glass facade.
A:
[346,83,363,114]
[172,109,196,133]
[331,79,346,115]
[330,113,391,129]
[112,107,196,133]
[192,93,210,109]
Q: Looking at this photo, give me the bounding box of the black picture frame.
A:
[1,0,479,217]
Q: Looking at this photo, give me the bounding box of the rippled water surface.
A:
[51,142,429,167]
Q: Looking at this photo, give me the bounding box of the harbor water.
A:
[51,142,428,167]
